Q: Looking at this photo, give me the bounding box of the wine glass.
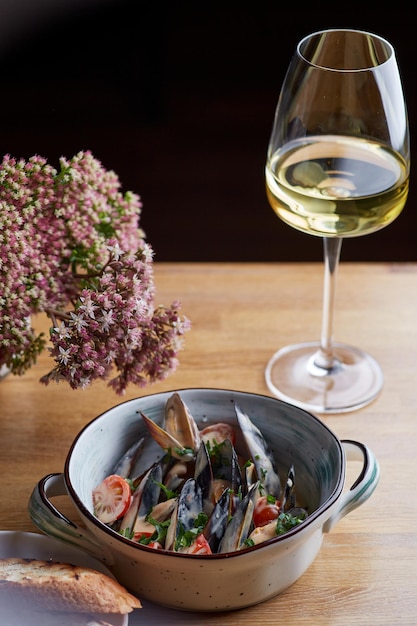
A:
[265,29,410,414]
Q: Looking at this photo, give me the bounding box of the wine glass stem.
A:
[313,237,343,373]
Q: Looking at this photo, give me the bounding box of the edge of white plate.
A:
[0,530,129,626]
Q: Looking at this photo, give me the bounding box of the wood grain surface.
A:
[1,262,416,625]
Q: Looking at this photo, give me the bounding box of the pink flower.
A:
[0,151,190,394]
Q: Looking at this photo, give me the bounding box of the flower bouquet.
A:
[0,151,190,394]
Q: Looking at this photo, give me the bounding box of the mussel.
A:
[94,393,308,555]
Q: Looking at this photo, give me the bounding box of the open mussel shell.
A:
[139,392,201,462]
[140,411,195,461]
[119,461,162,536]
[234,402,282,498]
[165,477,203,551]
[165,392,201,451]
[218,482,260,553]
[203,487,232,552]
[194,441,213,511]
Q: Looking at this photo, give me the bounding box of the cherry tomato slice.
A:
[253,496,281,528]
[200,423,236,446]
[134,530,153,543]
[93,474,131,524]
[182,533,212,555]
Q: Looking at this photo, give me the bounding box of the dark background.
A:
[0,1,414,262]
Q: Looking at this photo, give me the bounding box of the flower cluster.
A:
[0,151,190,394]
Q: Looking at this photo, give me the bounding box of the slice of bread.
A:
[0,557,141,615]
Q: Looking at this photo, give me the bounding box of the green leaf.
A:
[275,511,307,535]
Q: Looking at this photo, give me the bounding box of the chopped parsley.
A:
[275,511,307,535]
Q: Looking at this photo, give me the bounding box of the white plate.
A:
[0,531,129,626]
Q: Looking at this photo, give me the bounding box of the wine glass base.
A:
[265,341,383,414]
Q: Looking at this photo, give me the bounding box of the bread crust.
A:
[0,557,141,615]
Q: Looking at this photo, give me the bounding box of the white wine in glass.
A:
[265,29,410,414]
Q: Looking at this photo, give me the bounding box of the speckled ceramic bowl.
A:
[29,388,379,612]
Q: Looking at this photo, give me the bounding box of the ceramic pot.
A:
[29,388,379,612]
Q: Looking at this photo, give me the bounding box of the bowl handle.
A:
[323,440,380,533]
[28,473,114,563]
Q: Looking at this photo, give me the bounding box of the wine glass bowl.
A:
[266,135,409,239]
[265,29,410,413]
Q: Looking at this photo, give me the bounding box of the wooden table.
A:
[1,262,416,625]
